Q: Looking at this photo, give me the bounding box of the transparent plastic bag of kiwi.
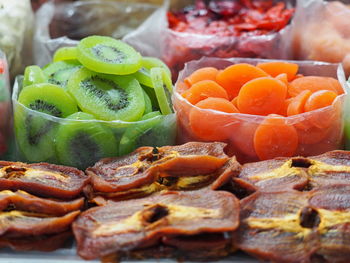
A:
[0,51,13,158]
[12,77,177,170]
[123,0,296,80]
[33,0,160,67]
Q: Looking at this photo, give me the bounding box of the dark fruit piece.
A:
[43,60,81,89]
[56,112,118,169]
[67,67,145,121]
[15,83,78,162]
[53,47,78,62]
[23,66,47,87]
[77,36,142,75]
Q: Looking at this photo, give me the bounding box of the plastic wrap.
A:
[0,0,34,78]
[0,52,12,158]
[124,0,295,80]
[292,0,350,76]
[33,0,159,66]
[12,78,176,169]
[174,57,347,164]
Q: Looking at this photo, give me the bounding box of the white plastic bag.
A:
[0,0,34,77]
[34,0,159,66]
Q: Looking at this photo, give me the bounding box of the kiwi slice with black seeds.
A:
[77,36,142,75]
[15,83,78,162]
[43,60,82,89]
[55,112,118,169]
[23,66,47,87]
[53,47,78,62]
[67,67,145,121]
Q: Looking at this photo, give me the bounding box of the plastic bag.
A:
[0,0,34,78]
[292,0,350,76]
[33,0,159,66]
[124,0,295,80]
[173,57,347,164]
[12,77,176,169]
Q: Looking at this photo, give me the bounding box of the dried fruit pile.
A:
[0,161,88,251]
[175,61,344,162]
[15,36,174,169]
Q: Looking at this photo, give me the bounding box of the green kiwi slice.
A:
[77,36,142,75]
[150,67,173,115]
[142,85,159,110]
[143,90,152,115]
[55,112,118,169]
[119,111,162,156]
[132,56,171,88]
[67,67,145,121]
[43,60,82,89]
[16,83,78,162]
[53,47,78,62]
[23,66,47,87]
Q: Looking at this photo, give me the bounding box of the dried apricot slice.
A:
[189,98,239,141]
[216,64,268,99]
[289,76,343,97]
[304,90,337,112]
[287,90,312,116]
[254,115,298,160]
[257,61,298,81]
[237,77,287,115]
[185,80,229,105]
[184,67,219,86]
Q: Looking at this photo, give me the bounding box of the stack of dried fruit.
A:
[0,161,88,251]
[14,36,175,169]
[165,0,294,78]
[175,60,345,162]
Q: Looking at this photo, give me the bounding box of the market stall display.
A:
[124,0,295,80]
[13,36,176,169]
[34,0,159,66]
[174,57,347,163]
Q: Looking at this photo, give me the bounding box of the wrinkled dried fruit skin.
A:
[238,151,350,192]
[0,210,80,237]
[0,161,88,199]
[87,142,237,201]
[238,185,350,263]
[0,190,84,216]
[73,190,239,260]
[0,231,72,252]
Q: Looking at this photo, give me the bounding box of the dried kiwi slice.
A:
[67,67,145,121]
[23,66,47,87]
[142,85,159,110]
[53,47,78,62]
[119,111,162,156]
[150,67,173,115]
[132,56,171,87]
[143,90,152,115]
[55,112,118,169]
[43,60,82,89]
[77,36,142,75]
[16,83,78,162]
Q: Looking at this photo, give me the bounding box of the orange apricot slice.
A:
[257,61,299,81]
[254,115,298,160]
[237,77,287,115]
[278,98,293,116]
[288,76,343,97]
[189,97,239,141]
[304,90,337,112]
[287,90,312,116]
[184,67,219,86]
[275,73,289,86]
[185,80,228,105]
[216,63,269,99]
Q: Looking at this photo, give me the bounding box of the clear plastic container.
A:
[174,57,347,163]
[12,78,176,169]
